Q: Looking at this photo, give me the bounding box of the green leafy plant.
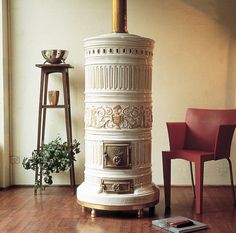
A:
[22,136,80,189]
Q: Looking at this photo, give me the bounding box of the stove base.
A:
[77,182,159,218]
[78,200,158,218]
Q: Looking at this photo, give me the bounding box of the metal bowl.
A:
[42,49,68,64]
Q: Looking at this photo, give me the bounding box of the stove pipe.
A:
[112,0,127,33]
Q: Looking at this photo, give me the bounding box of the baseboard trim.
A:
[157,184,236,188]
[1,184,235,191]
[0,184,78,191]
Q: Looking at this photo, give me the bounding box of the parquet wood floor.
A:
[0,186,235,232]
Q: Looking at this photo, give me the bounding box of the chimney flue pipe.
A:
[112,0,128,33]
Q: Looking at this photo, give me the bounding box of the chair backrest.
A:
[184,108,236,156]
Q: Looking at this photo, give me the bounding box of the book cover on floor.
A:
[152,216,207,233]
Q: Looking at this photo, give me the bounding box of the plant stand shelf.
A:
[35,64,75,194]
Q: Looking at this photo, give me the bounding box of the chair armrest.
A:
[214,124,236,159]
[166,122,187,150]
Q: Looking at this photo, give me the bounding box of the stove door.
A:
[103,142,132,169]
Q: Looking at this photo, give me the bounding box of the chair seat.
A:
[163,150,214,162]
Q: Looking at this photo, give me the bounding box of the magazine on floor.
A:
[152,216,207,233]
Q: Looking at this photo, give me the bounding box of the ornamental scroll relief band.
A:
[85,104,152,129]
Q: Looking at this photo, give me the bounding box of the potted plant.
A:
[22,136,80,191]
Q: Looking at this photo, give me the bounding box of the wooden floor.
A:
[0,186,236,233]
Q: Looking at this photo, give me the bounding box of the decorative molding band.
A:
[85,104,152,129]
[85,129,152,141]
[85,46,153,58]
[85,65,152,91]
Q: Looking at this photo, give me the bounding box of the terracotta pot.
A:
[48,90,59,106]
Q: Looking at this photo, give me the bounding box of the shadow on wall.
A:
[182,0,236,109]
[181,0,236,35]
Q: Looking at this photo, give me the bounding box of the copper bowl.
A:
[42,49,68,64]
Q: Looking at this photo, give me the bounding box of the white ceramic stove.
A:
[77,0,159,218]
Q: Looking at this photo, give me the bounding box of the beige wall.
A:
[4,0,236,186]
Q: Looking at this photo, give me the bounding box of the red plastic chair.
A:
[162,108,236,214]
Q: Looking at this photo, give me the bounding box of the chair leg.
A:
[189,161,196,198]
[162,153,171,209]
[195,159,204,214]
[226,158,236,205]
